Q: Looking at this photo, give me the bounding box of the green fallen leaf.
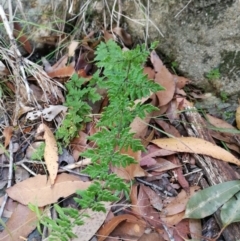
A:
[185,180,240,219]
[221,191,240,227]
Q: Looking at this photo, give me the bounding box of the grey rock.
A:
[121,0,239,97]
[1,0,240,98]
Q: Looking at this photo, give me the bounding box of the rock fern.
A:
[33,40,163,240]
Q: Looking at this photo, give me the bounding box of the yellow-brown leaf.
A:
[152,137,240,166]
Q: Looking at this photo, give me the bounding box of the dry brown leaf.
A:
[152,102,169,116]
[71,131,89,161]
[236,106,240,130]
[150,51,175,107]
[103,29,114,42]
[168,155,189,191]
[13,22,32,54]
[142,185,163,211]
[6,173,91,207]
[3,126,13,148]
[146,157,180,173]
[152,137,240,166]
[47,65,75,78]
[111,221,146,240]
[166,99,180,123]
[51,55,69,71]
[161,211,185,226]
[0,203,38,241]
[130,184,162,228]
[173,75,190,89]
[97,214,144,241]
[154,119,181,137]
[138,232,164,241]
[163,186,200,216]
[112,148,147,180]
[37,123,58,185]
[130,115,151,140]
[113,27,132,46]
[189,219,202,240]
[155,69,175,107]
[68,40,79,57]
[173,219,190,241]
[72,202,111,241]
[141,145,175,166]
[143,67,155,80]
[225,143,240,154]
[206,114,236,131]
[150,51,163,71]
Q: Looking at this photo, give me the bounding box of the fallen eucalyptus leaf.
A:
[185,180,240,219]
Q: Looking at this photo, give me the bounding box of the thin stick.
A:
[0,140,13,218]
[20,163,37,176]
[175,0,192,18]
[117,0,122,28]
[145,0,150,46]
[0,5,31,101]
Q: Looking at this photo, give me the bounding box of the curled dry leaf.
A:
[37,123,58,185]
[3,126,13,148]
[150,51,175,107]
[150,51,163,71]
[48,65,75,78]
[155,70,175,107]
[152,137,240,166]
[68,40,79,57]
[13,22,32,54]
[236,106,240,130]
[6,173,91,207]
[103,29,114,42]
[113,27,132,46]
[98,214,145,241]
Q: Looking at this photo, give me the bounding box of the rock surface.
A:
[1,0,240,98]
[120,0,240,98]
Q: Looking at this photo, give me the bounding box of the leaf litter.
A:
[1,12,240,241]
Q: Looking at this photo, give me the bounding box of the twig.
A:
[162,223,175,241]
[175,0,193,18]
[20,163,37,176]
[59,166,89,177]
[63,158,92,169]
[144,0,150,46]
[102,0,107,29]
[0,140,13,218]
[110,0,118,31]
[117,0,122,28]
[0,4,31,101]
[7,0,13,30]
[135,177,173,196]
